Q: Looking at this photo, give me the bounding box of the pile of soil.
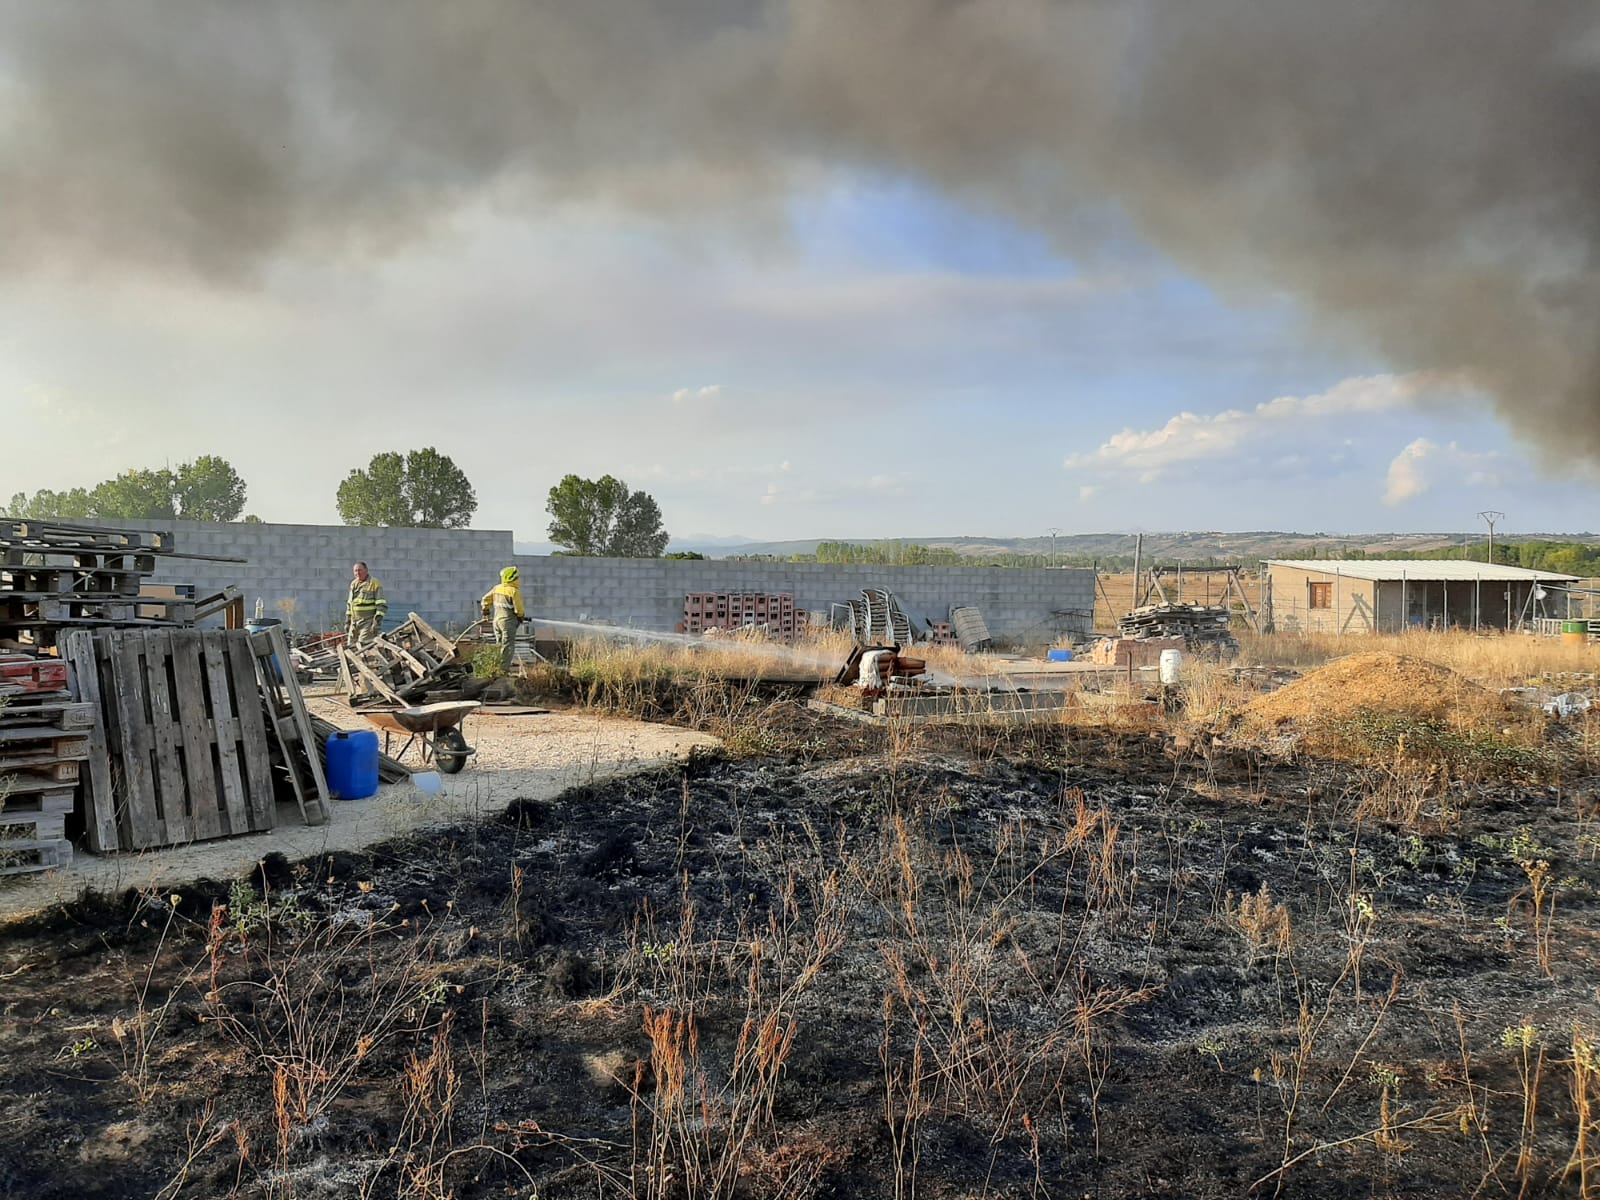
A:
[1237,651,1527,734]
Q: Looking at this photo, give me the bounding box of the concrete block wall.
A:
[75,520,1096,643]
[80,518,514,631]
[512,556,1097,643]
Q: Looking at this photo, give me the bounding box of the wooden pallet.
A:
[249,626,330,827]
[57,628,276,852]
[1,566,146,597]
[0,519,170,552]
[1,546,159,573]
[0,836,73,877]
[0,786,74,876]
[0,696,97,730]
[0,653,70,693]
[0,595,196,624]
[0,786,75,817]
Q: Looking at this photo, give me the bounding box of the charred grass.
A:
[6,676,1600,1197]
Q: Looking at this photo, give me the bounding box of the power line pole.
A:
[1046,526,1062,568]
[1479,510,1504,565]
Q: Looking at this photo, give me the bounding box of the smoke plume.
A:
[2,2,1597,462]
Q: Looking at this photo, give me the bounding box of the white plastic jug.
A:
[1159,648,1184,684]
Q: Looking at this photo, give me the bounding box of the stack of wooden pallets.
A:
[0,652,96,875]
[1116,603,1238,655]
[0,520,204,651]
[0,521,331,871]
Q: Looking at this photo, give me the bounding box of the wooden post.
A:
[1131,534,1142,614]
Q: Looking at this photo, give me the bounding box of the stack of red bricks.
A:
[928,621,959,647]
[681,593,809,641]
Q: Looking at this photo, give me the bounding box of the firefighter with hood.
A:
[481,566,526,672]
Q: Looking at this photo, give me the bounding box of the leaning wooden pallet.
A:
[58,627,281,851]
[249,626,331,827]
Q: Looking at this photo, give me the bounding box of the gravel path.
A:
[0,704,716,922]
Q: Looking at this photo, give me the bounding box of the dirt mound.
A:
[1238,652,1514,732]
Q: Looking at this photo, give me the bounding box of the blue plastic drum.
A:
[325,729,380,800]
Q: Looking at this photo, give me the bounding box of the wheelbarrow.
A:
[361,700,481,774]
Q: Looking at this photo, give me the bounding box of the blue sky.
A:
[1,174,1591,544]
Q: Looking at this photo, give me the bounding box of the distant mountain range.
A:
[514,531,1600,561]
[636,531,1600,562]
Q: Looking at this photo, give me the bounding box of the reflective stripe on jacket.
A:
[482,582,525,619]
[348,577,387,616]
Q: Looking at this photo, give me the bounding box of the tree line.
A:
[733,541,1123,569]
[5,450,671,557]
[1339,541,1600,576]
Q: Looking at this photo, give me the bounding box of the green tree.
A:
[173,455,247,521]
[546,474,669,557]
[90,469,177,519]
[6,455,250,522]
[5,487,95,519]
[336,448,477,528]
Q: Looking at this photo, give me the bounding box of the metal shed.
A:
[1263,560,1579,634]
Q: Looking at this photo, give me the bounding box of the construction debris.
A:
[844,589,918,647]
[949,605,993,653]
[290,631,346,683]
[835,645,927,696]
[1088,634,1186,668]
[340,612,476,708]
[1116,603,1238,656]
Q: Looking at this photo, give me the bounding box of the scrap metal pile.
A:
[841,588,993,654]
[339,613,479,709]
[1116,602,1239,656]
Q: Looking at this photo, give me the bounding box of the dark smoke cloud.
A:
[2,1,1597,462]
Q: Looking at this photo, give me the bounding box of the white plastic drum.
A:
[1159,648,1184,684]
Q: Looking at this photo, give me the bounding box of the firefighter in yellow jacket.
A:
[346,561,387,648]
[481,566,525,672]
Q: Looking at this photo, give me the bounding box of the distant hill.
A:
[515,531,1600,563]
[703,531,1600,563]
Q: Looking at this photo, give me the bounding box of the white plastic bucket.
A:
[1159,648,1184,684]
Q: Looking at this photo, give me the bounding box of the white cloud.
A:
[1063,371,1457,483]
[1383,438,1507,505]
[1382,438,1434,505]
[1078,484,1099,500]
[670,384,722,404]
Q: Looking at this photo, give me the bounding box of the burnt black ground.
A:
[3,710,1599,1199]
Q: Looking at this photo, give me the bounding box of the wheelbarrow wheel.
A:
[435,727,469,774]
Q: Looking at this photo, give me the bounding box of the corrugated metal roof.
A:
[1265,559,1580,582]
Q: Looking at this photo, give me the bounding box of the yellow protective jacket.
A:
[348,576,387,619]
[481,582,525,620]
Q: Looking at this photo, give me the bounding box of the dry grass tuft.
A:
[1239,629,1600,688]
